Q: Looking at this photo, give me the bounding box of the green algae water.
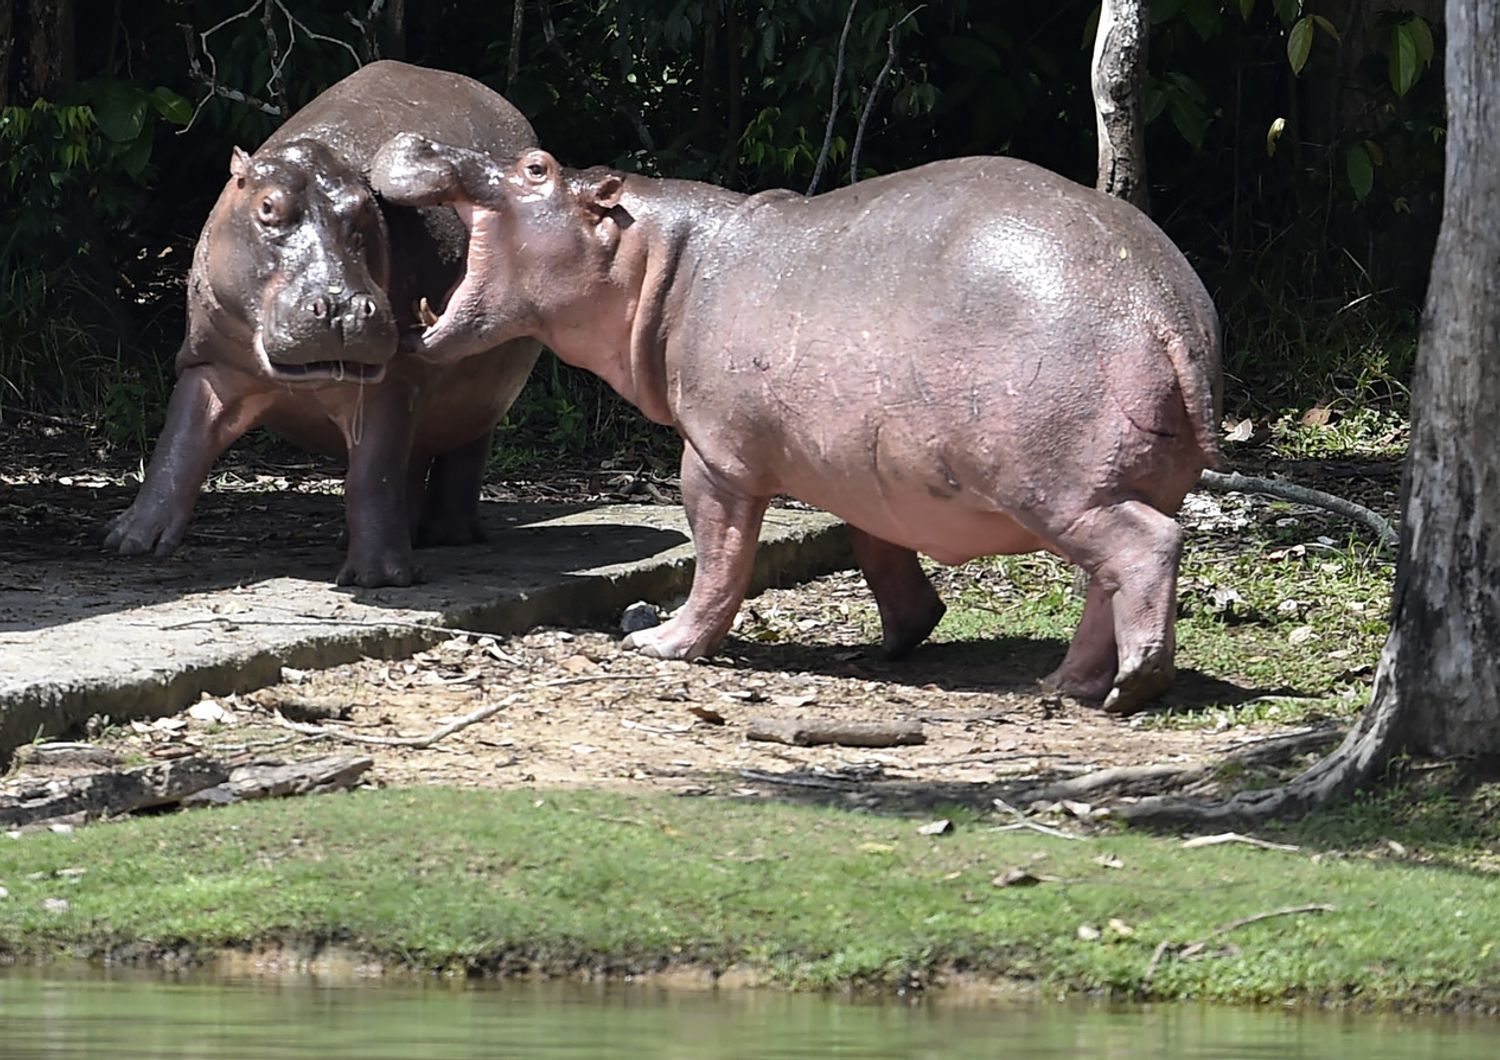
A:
[1,971,1495,1058]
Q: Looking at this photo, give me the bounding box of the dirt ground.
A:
[2,415,1399,814]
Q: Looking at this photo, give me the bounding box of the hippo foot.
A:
[335,547,423,588]
[622,619,718,661]
[104,505,188,558]
[415,513,487,548]
[1039,665,1116,704]
[1100,660,1175,716]
[880,598,947,660]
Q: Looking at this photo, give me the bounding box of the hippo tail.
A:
[1164,328,1227,471]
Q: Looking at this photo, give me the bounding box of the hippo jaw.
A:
[252,328,391,385]
[401,202,517,364]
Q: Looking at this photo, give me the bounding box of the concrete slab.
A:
[0,502,850,758]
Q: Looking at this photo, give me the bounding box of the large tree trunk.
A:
[1091,0,1150,212]
[1,0,14,107]
[383,0,406,61]
[1120,0,1500,826]
[14,0,74,101]
[1391,0,1500,755]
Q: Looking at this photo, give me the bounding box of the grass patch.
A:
[2,786,1499,1007]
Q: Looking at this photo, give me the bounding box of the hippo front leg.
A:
[337,381,420,587]
[623,446,769,660]
[415,430,492,547]
[848,528,947,658]
[105,366,269,557]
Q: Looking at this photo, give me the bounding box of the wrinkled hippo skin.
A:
[105,61,541,587]
[370,136,1225,713]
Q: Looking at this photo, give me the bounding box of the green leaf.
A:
[1346,143,1374,201]
[1389,23,1419,96]
[1287,17,1314,74]
[1239,0,1255,22]
[1273,0,1301,26]
[1312,15,1340,42]
[1409,17,1435,63]
[150,87,193,126]
[1184,0,1222,40]
[89,80,148,143]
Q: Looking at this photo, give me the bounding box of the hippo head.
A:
[192,139,398,383]
[368,134,623,365]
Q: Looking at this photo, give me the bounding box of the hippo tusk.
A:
[417,296,440,327]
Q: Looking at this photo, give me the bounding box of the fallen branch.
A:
[746,716,925,748]
[1011,762,1208,803]
[273,694,519,748]
[1199,469,1398,550]
[1180,831,1301,852]
[1144,903,1334,981]
[181,754,372,806]
[738,768,859,791]
[0,757,228,828]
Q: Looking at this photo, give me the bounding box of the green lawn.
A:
[3,783,1498,1008]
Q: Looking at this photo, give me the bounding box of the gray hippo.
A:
[368,136,1224,714]
[105,61,541,586]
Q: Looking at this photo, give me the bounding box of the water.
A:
[1,970,1494,1059]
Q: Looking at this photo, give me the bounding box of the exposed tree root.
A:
[1199,469,1398,550]
[1115,639,1404,826]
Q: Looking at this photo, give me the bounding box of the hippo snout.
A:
[260,284,398,379]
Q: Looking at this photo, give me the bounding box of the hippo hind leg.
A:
[1041,577,1118,702]
[415,431,492,547]
[849,528,946,658]
[1040,498,1184,715]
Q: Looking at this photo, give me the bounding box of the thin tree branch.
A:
[808,0,859,196]
[507,0,525,90]
[850,6,922,185]
[178,22,281,135]
[260,0,291,117]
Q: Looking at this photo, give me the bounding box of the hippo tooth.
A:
[417,296,439,327]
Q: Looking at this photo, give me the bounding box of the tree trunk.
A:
[1,0,14,107]
[16,0,74,101]
[1118,0,1500,827]
[1090,0,1149,212]
[383,0,406,61]
[1390,0,1500,755]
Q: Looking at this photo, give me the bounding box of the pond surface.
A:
[1,970,1494,1059]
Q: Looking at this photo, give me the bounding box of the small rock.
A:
[187,700,228,724]
[1288,625,1317,645]
[43,897,70,914]
[48,823,74,835]
[620,601,661,634]
[560,654,599,675]
[1076,923,1102,941]
[280,666,309,685]
[1107,917,1135,937]
[992,867,1040,888]
[917,819,953,837]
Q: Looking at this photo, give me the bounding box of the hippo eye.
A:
[525,162,547,182]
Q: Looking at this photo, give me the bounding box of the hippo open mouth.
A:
[266,359,388,384]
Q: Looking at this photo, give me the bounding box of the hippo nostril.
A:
[309,296,330,320]
[354,295,377,319]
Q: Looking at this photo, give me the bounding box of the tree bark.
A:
[1090,0,1150,212]
[1,0,14,107]
[383,0,406,61]
[1390,0,1500,755]
[11,0,74,102]
[1117,0,1500,826]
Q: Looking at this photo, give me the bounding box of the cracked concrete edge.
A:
[1,520,853,762]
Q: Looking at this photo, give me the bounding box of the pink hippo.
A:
[369,135,1224,714]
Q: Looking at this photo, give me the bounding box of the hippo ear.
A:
[589,174,624,212]
[229,146,252,186]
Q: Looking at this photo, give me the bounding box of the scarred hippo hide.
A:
[370,136,1225,714]
[105,61,541,586]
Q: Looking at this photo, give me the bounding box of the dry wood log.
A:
[181,754,372,806]
[0,757,228,828]
[745,717,926,747]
